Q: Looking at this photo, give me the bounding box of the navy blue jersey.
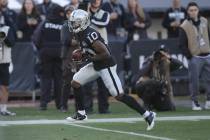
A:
[76,27,115,70]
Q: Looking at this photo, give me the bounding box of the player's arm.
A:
[91,40,111,61]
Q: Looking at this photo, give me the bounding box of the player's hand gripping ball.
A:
[72,49,84,63]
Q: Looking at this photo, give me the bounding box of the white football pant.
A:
[73,63,124,97]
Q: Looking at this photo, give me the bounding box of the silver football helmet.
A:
[68,9,90,33]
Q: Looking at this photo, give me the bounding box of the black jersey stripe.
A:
[108,68,120,96]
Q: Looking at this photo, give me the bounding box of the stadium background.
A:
[7,0,210,99]
[1,1,210,140]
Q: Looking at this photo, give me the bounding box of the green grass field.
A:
[0,102,210,140]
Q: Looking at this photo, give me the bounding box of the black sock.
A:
[73,87,85,111]
[117,94,146,115]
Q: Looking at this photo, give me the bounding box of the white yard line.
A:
[67,123,174,140]
[1,115,210,140]
[1,115,210,126]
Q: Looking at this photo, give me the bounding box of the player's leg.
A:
[0,64,16,116]
[99,65,146,114]
[39,49,53,110]
[97,78,110,114]
[99,65,156,130]
[60,59,74,112]
[53,56,62,110]
[0,85,16,116]
[66,63,99,120]
[83,82,94,114]
[188,57,202,110]
[202,57,210,109]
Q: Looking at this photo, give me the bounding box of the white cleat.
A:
[145,112,156,131]
[0,110,16,116]
[204,101,210,110]
[66,112,88,121]
[192,101,202,111]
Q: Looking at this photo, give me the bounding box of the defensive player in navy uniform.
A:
[66,9,156,131]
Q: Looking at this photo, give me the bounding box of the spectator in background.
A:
[64,5,75,18]
[90,0,109,44]
[124,0,151,42]
[17,0,41,42]
[0,0,16,22]
[0,0,17,38]
[37,0,58,21]
[179,2,210,110]
[0,11,16,116]
[123,0,151,93]
[162,0,186,38]
[102,0,125,38]
[84,0,111,114]
[64,0,79,9]
[60,5,78,112]
[32,5,65,110]
[135,47,182,111]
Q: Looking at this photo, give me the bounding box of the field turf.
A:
[0,102,210,140]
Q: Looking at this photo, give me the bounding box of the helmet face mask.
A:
[69,20,81,32]
[68,9,90,33]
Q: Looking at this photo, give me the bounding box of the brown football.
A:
[72,49,83,62]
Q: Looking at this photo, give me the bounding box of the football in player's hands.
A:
[72,49,84,63]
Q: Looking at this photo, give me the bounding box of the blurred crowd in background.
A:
[0,0,190,43]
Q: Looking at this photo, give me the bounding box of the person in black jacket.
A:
[0,0,17,39]
[135,47,183,111]
[123,0,151,94]
[17,0,41,42]
[0,0,17,22]
[60,5,78,112]
[162,0,186,38]
[36,0,58,21]
[124,0,151,42]
[32,5,65,110]
[101,0,125,37]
